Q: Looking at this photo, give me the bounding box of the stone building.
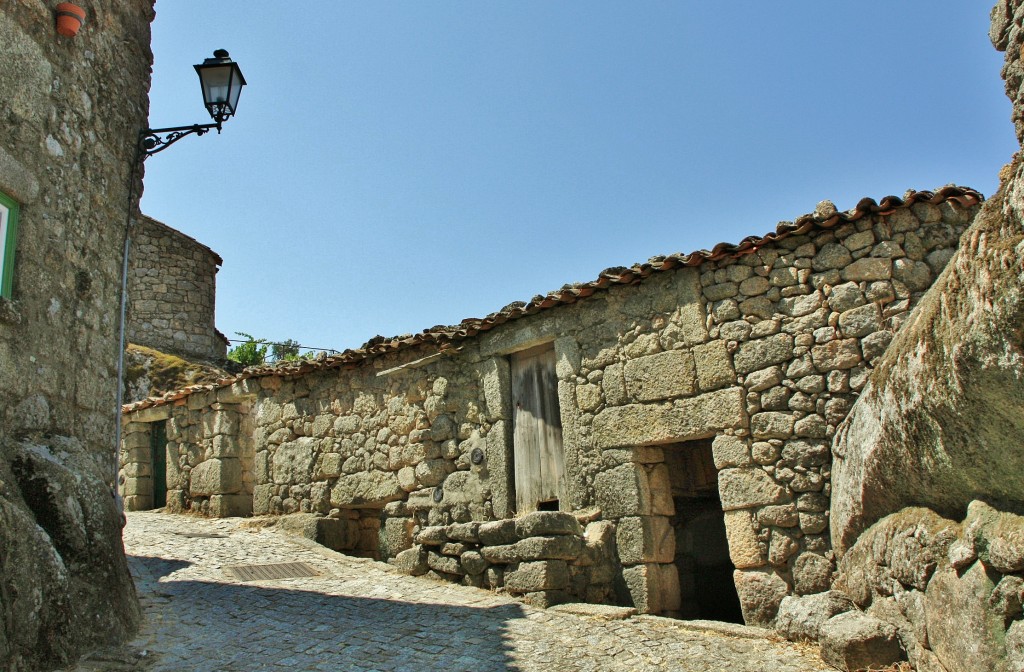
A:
[1,2,154,670]
[122,186,981,625]
[127,213,227,361]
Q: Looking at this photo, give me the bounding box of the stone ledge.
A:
[639,616,778,641]
[549,603,637,620]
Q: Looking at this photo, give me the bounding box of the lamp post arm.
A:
[139,122,221,157]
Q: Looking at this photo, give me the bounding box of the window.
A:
[0,191,19,299]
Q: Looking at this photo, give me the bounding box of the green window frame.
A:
[0,191,19,299]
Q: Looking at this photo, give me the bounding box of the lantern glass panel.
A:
[199,64,234,111]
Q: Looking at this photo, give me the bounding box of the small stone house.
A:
[127,214,227,360]
[121,186,981,625]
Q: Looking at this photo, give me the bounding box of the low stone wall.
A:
[775,501,1024,672]
[390,511,621,608]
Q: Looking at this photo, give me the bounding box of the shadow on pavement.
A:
[130,555,193,580]
[127,558,529,672]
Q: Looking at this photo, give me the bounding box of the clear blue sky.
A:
[140,2,1014,355]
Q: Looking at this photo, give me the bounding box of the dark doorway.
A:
[150,421,168,509]
[664,437,743,624]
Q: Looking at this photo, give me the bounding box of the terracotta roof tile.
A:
[122,186,982,414]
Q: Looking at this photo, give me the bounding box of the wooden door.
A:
[150,421,167,508]
[511,344,566,513]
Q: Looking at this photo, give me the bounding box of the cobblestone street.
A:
[74,512,828,672]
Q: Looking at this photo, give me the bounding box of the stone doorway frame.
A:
[120,404,171,511]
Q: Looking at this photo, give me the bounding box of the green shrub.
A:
[228,332,269,366]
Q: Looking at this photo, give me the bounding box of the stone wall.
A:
[122,191,979,624]
[1,1,154,669]
[127,214,225,360]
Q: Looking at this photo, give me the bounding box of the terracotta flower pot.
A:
[55,3,86,37]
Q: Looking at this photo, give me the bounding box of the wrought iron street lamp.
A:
[140,49,247,156]
[114,49,248,494]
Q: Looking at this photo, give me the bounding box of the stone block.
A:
[813,243,853,271]
[446,521,480,543]
[201,410,240,437]
[718,467,788,511]
[750,412,795,440]
[505,560,570,593]
[692,340,735,392]
[616,516,675,565]
[477,357,511,421]
[391,546,428,576]
[190,459,242,496]
[414,458,455,487]
[164,490,186,513]
[271,438,316,484]
[819,612,905,672]
[460,550,489,576]
[745,366,783,392]
[427,551,464,576]
[187,391,215,411]
[837,304,882,338]
[414,526,449,546]
[216,379,259,403]
[514,511,582,538]
[592,387,745,449]
[646,463,675,516]
[623,350,697,402]
[480,535,582,563]
[478,519,518,546]
[208,494,251,517]
[122,495,152,512]
[520,590,572,608]
[778,291,823,318]
[723,509,765,569]
[380,517,414,557]
[329,471,403,507]
[892,258,933,291]
[316,453,342,480]
[594,463,674,518]
[711,434,751,469]
[840,257,891,282]
[602,363,628,406]
[622,563,679,614]
[793,552,833,595]
[733,568,789,627]
[810,338,862,371]
[122,431,150,451]
[573,381,603,413]
[253,484,274,515]
[120,462,152,479]
[925,562,1007,672]
[733,333,795,375]
[757,504,798,528]
[485,420,514,518]
[210,434,239,458]
[775,591,856,643]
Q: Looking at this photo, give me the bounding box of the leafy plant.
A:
[228,332,269,366]
[272,338,302,362]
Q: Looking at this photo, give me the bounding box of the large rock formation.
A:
[830,1,1024,555]
[0,437,140,670]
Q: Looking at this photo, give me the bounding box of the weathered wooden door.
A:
[511,344,566,513]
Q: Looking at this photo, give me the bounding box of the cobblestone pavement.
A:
[73,512,829,672]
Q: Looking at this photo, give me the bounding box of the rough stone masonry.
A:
[123,184,981,627]
[1,1,155,670]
